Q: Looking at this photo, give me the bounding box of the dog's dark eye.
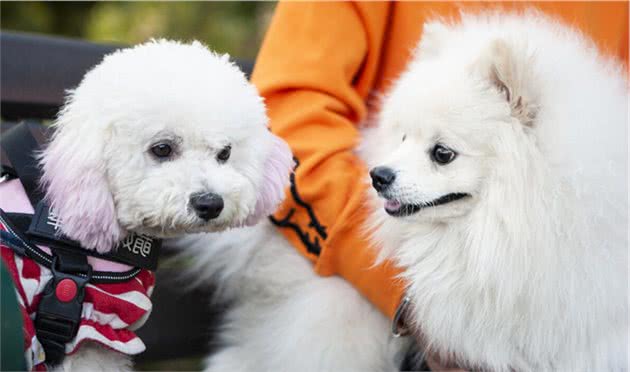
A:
[151,143,173,158]
[217,145,231,163]
[402,134,407,142]
[431,144,457,165]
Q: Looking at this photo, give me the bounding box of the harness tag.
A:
[113,233,160,271]
[27,202,81,248]
[26,202,160,270]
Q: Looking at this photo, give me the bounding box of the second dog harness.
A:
[0,122,160,370]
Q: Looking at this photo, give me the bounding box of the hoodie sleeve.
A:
[251,1,406,319]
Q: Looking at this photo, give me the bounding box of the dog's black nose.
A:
[190,192,224,221]
[370,167,396,192]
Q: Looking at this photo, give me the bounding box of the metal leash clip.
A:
[392,295,411,337]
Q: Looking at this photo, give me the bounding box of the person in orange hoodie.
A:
[251,2,627,369]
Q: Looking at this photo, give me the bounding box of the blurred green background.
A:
[0,1,276,60]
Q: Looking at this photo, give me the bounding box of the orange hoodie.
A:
[251,1,628,320]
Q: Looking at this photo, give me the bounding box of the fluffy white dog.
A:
[364,12,628,371]
[35,40,293,370]
[179,11,628,372]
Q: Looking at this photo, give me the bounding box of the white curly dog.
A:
[37,40,293,371]
[178,11,628,372]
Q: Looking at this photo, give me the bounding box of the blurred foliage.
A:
[0,1,276,60]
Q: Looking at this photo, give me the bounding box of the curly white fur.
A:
[181,11,627,372]
[40,39,292,253]
[38,40,292,370]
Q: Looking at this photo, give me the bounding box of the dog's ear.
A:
[243,132,294,226]
[39,92,123,253]
[476,39,538,127]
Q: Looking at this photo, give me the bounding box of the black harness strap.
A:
[35,250,91,367]
[0,210,142,284]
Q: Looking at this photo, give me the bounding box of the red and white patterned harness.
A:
[0,179,154,371]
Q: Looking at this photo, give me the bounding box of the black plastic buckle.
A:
[35,254,91,367]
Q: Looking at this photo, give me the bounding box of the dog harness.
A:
[0,122,160,370]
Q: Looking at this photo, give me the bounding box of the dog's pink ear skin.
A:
[39,98,123,253]
[244,133,294,226]
[477,39,539,127]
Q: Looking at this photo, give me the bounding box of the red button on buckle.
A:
[55,278,78,302]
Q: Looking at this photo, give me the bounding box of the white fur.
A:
[364,12,628,371]
[182,11,628,372]
[55,344,133,372]
[42,40,291,370]
[174,222,408,372]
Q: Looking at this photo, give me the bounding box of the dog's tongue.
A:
[385,199,401,212]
